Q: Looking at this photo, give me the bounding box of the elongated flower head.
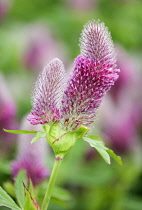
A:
[27,58,65,125]
[61,20,119,129]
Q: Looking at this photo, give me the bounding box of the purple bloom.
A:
[11,117,49,185]
[28,20,119,130]
[61,20,119,129]
[27,58,66,125]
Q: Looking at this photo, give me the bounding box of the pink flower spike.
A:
[62,20,120,129]
[27,58,65,125]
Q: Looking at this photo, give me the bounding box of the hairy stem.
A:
[41,156,63,210]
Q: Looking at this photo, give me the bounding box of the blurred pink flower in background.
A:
[100,46,141,154]
[101,97,140,154]
[66,0,96,12]
[0,74,17,154]
[11,117,49,185]
[110,45,137,103]
[0,0,11,22]
[22,24,68,72]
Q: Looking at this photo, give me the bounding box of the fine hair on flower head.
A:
[27,19,120,131]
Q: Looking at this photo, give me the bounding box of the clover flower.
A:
[28,20,119,130]
[62,20,120,129]
[27,58,66,125]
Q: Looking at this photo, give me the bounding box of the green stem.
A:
[41,156,63,210]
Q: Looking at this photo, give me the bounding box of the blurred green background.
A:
[0,0,142,209]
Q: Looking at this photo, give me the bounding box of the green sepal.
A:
[31,131,46,144]
[14,170,27,209]
[3,129,37,135]
[45,123,89,156]
[0,186,21,210]
[83,135,122,165]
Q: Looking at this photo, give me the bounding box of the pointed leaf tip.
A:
[31,131,46,144]
[83,136,110,164]
[106,149,122,165]
[83,135,122,165]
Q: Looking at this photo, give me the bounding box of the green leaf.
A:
[46,123,89,156]
[51,186,72,207]
[83,136,110,164]
[83,135,122,165]
[24,185,40,210]
[87,135,102,141]
[0,187,21,210]
[31,131,46,144]
[28,177,36,200]
[3,182,15,198]
[106,149,122,165]
[14,170,27,209]
[52,186,72,202]
[3,129,37,135]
